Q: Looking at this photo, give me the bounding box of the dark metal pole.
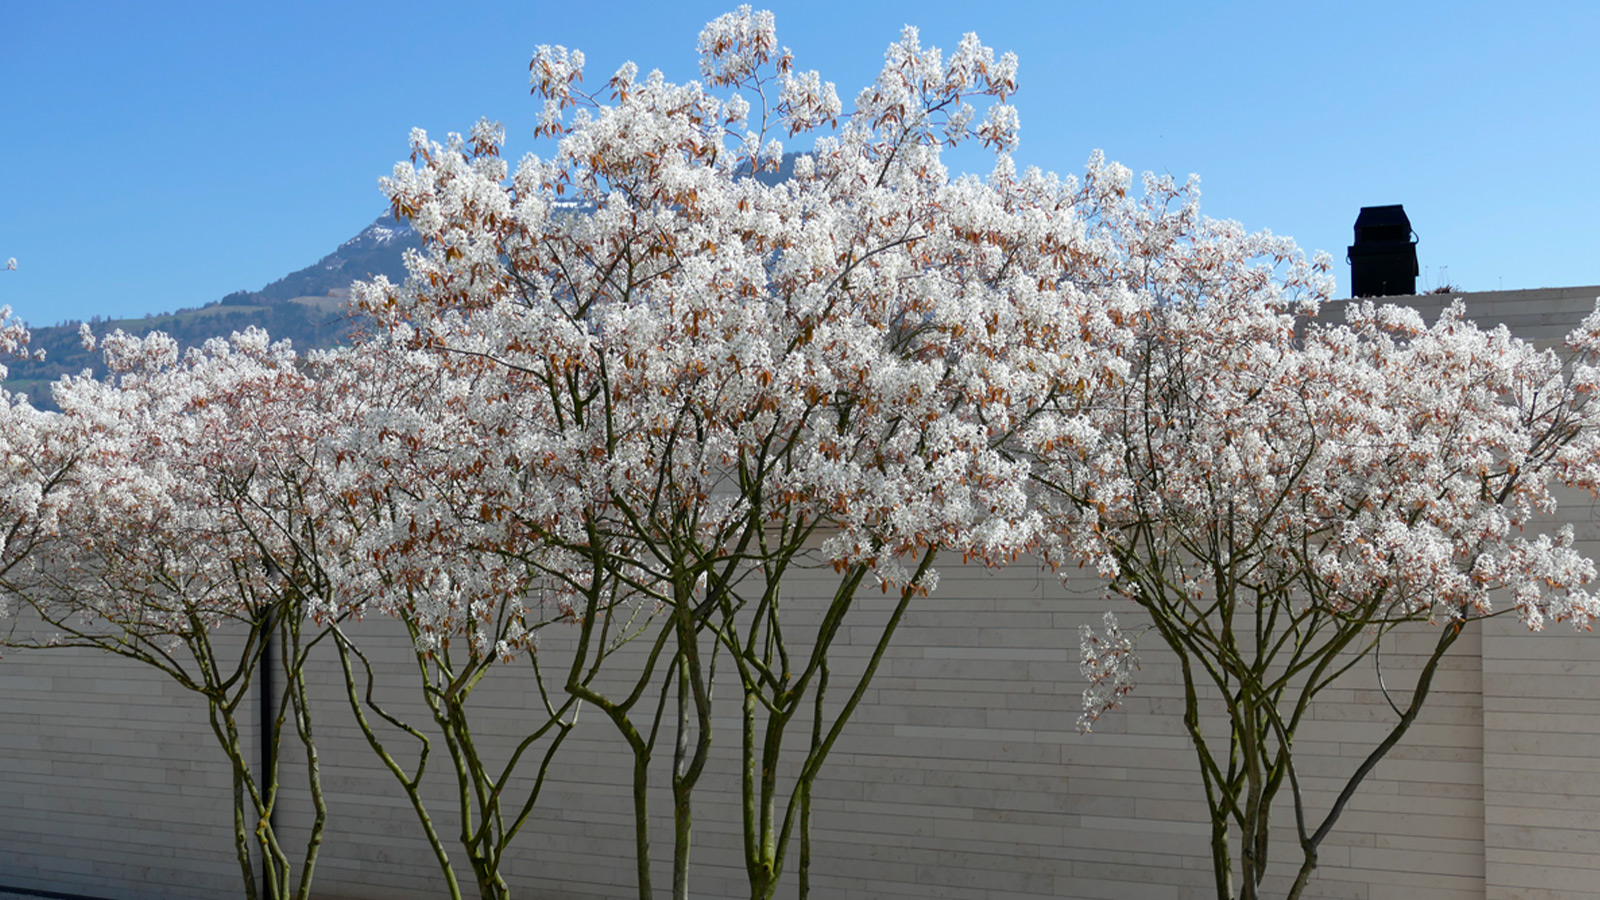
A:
[259,608,276,900]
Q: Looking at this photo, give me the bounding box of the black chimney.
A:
[1347,205,1418,297]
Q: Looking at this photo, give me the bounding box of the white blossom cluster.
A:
[1078,610,1138,733]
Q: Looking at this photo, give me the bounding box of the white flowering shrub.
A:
[1025,179,1600,897]
[345,7,1134,898]
[2,326,347,900]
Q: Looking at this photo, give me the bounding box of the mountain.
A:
[217,215,420,307]
[5,215,421,409]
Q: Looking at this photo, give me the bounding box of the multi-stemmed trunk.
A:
[329,605,583,900]
[725,546,937,900]
[563,580,714,900]
[6,596,330,900]
[1127,562,1473,900]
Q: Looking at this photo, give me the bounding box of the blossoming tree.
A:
[1,327,345,900]
[305,336,609,900]
[346,7,1136,898]
[1035,172,1600,900]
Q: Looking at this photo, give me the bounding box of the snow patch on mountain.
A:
[340,219,416,251]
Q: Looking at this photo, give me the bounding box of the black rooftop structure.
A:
[1347,204,1418,297]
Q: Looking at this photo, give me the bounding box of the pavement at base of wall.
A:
[0,890,119,900]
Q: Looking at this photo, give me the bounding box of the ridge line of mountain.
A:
[5,214,420,408]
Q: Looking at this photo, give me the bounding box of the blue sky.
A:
[3,1,1596,329]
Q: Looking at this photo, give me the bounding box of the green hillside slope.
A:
[6,215,418,408]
